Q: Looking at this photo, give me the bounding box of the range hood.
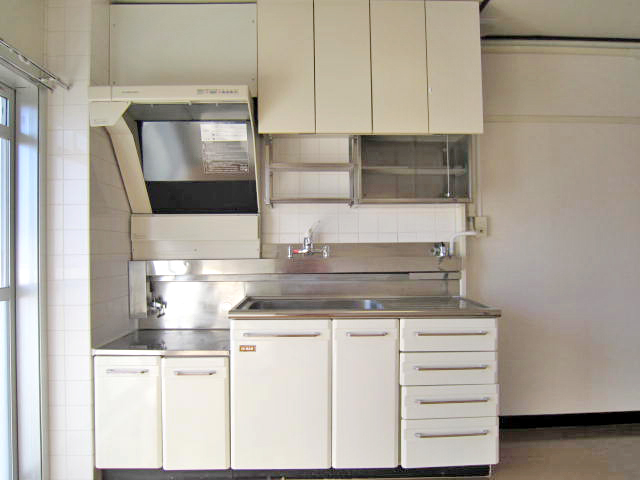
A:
[89,85,259,215]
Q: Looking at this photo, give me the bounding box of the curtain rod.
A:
[0,38,70,90]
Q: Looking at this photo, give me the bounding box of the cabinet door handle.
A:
[414,365,489,371]
[242,332,321,338]
[106,368,149,375]
[173,370,217,376]
[415,430,490,439]
[416,397,490,405]
[346,332,389,337]
[415,331,489,336]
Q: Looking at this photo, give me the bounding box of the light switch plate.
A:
[474,216,488,237]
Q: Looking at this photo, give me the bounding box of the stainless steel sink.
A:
[246,298,384,311]
[230,295,501,319]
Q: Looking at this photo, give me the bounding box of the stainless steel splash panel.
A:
[141,121,254,182]
[138,276,460,330]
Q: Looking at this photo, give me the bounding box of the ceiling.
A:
[481,0,640,40]
[109,0,640,41]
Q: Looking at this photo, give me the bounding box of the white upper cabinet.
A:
[257,0,483,134]
[425,1,483,133]
[371,0,429,134]
[257,0,316,133]
[314,0,372,134]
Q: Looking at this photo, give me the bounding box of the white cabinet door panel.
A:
[370,0,429,134]
[425,1,483,133]
[314,0,372,133]
[162,357,230,470]
[94,356,162,469]
[332,319,399,468]
[257,0,316,133]
[231,320,331,469]
[401,417,498,468]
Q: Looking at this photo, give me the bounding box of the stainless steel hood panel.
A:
[142,121,255,182]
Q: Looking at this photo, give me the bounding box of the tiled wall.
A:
[45,0,94,478]
[262,204,465,244]
[264,136,466,244]
[89,127,133,347]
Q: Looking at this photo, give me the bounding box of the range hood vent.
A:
[89,85,259,215]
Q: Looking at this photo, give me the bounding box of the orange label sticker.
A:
[239,345,256,352]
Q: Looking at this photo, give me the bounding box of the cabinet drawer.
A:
[401,417,498,468]
[402,385,498,419]
[400,318,497,352]
[400,352,497,386]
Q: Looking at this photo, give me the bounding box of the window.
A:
[0,83,15,480]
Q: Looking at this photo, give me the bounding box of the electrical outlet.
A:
[474,216,488,237]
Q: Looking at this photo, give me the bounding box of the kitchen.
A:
[0,0,639,479]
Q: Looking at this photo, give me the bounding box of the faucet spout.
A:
[288,227,330,259]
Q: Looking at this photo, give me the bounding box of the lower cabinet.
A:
[332,319,398,468]
[94,356,162,469]
[162,357,230,470]
[94,355,229,470]
[231,319,332,469]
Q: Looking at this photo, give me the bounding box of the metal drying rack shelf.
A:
[263,135,357,206]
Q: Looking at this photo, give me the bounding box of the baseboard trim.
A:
[103,466,492,480]
[500,411,640,429]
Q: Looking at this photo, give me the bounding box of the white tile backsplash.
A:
[262,203,465,244]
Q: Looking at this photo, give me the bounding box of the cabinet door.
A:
[162,357,230,470]
[94,356,162,469]
[314,0,372,134]
[370,0,429,134]
[332,319,399,468]
[257,0,315,133]
[425,1,483,133]
[231,319,331,469]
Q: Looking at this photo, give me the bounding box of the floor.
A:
[495,424,640,479]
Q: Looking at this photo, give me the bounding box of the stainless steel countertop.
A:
[229,296,501,320]
[92,329,230,356]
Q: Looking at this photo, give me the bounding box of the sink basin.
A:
[246,298,384,311]
[230,296,501,318]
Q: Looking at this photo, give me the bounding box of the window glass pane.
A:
[0,137,8,288]
[0,301,11,480]
[0,97,7,126]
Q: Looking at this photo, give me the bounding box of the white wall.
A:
[0,0,44,62]
[468,45,640,415]
[45,0,94,478]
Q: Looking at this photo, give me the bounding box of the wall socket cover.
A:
[474,216,488,236]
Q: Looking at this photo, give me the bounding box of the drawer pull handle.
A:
[243,332,322,338]
[106,368,149,375]
[415,430,490,439]
[414,365,489,371]
[416,397,490,405]
[416,331,489,336]
[347,332,389,337]
[174,370,217,376]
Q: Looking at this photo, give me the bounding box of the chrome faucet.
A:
[288,226,330,259]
